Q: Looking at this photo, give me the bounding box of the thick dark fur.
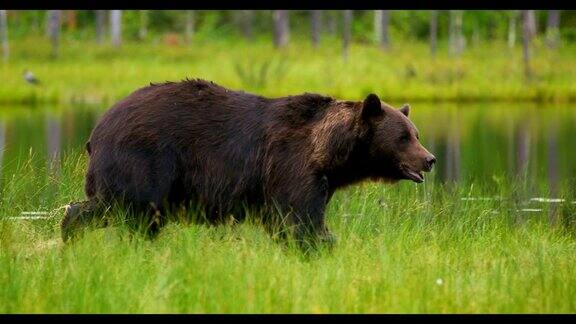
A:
[62,79,435,247]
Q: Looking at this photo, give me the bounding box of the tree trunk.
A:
[311,10,321,48]
[527,10,537,38]
[185,10,194,44]
[449,10,464,56]
[47,10,61,58]
[0,10,8,62]
[343,10,352,62]
[95,10,105,44]
[139,10,148,41]
[522,10,533,80]
[110,10,122,48]
[379,10,390,50]
[273,10,289,48]
[327,10,337,35]
[508,10,517,48]
[65,10,76,31]
[546,10,561,49]
[239,10,253,40]
[429,10,438,56]
[374,10,382,44]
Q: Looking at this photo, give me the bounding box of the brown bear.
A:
[61,79,436,247]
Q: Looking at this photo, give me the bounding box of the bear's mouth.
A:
[400,164,424,183]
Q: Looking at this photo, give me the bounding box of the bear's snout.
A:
[424,154,436,172]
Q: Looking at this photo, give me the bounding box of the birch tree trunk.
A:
[546,10,561,49]
[110,10,122,48]
[273,10,289,48]
[185,10,194,44]
[311,10,321,48]
[327,10,337,35]
[139,10,148,41]
[0,10,8,62]
[508,10,517,48]
[379,10,390,50]
[449,10,464,56]
[522,10,533,80]
[47,10,61,58]
[95,10,105,43]
[343,10,352,62]
[374,10,382,44]
[239,10,253,40]
[430,10,438,56]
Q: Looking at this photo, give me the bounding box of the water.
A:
[0,102,574,195]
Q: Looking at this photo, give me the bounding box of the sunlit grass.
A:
[1,37,576,105]
[0,152,575,313]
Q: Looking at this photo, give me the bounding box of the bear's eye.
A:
[399,133,411,143]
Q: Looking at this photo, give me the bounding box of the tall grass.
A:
[1,37,576,105]
[0,153,575,313]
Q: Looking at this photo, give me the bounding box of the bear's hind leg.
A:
[61,199,109,243]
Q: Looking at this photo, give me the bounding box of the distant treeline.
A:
[2,10,575,44]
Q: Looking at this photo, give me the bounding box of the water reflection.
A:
[414,103,575,191]
[0,102,573,195]
[46,115,61,174]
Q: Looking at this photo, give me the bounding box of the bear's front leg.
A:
[286,175,336,250]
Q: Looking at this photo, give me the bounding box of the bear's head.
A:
[359,93,436,183]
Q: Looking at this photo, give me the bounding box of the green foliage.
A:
[0,152,575,313]
[1,37,576,105]
[5,10,576,42]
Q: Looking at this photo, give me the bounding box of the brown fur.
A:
[61,79,435,247]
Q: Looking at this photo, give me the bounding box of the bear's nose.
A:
[425,155,436,171]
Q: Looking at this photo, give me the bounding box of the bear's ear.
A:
[362,93,383,119]
[400,104,410,117]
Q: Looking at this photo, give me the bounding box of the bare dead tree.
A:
[449,10,464,56]
[110,10,122,48]
[47,10,61,58]
[546,10,561,49]
[508,10,517,48]
[95,10,106,43]
[139,10,149,41]
[0,10,8,62]
[239,10,253,40]
[273,10,290,48]
[311,10,322,47]
[379,10,390,50]
[343,10,352,62]
[327,10,337,35]
[522,10,533,80]
[430,10,438,56]
[185,10,194,44]
[374,10,381,44]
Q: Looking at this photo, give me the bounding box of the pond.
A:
[0,101,574,197]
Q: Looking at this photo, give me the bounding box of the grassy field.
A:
[1,37,576,105]
[0,153,575,313]
[1,37,576,313]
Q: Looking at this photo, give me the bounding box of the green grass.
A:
[2,37,576,105]
[1,36,576,313]
[0,153,575,313]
